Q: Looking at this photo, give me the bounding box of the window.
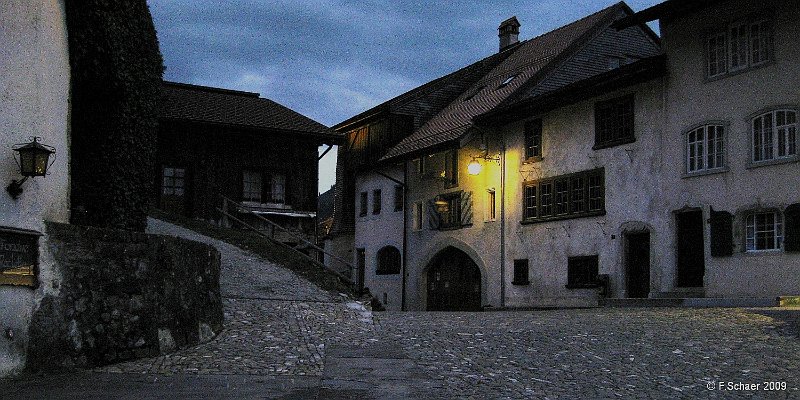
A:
[512,259,529,285]
[162,167,185,196]
[486,189,496,222]
[242,170,262,202]
[439,193,462,230]
[567,256,599,289]
[373,189,382,214]
[706,18,773,79]
[394,185,404,212]
[359,192,368,217]
[412,202,423,230]
[269,174,286,204]
[429,191,473,230]
[524,119,542,160]
[416,157,426,175]
[376,246,401,275]
[746,211,783,252]
[594,95,635,149]
[443,149,458,186]
[523,169,604,223]
[686,124,726,173]
[752,110,797,163]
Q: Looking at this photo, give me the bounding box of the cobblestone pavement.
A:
[96,218,377,377]
[376,308,800,399]
[6,218,800,399]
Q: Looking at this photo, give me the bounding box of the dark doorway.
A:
[676,210,705,287]
[356,248,366,296]
[625,232,650,298]
[426,247,481,311]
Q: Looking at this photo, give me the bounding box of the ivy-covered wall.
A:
[65,0,164,231]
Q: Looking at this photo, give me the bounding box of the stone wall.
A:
[25,223,223,371]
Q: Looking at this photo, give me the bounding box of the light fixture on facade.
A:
[7,137,56,200]
[467,153,500,176]
[434,196,450,213]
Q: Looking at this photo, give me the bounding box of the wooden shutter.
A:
[785,204,800,252]
[709,208,733,257]
[426,199,440,230]
[460,191,473,226]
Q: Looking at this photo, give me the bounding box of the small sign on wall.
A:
[0,228,39,287]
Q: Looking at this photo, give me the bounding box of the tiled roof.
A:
[381,2,627,162]
[334,49,515,133]
[160,81,339,140]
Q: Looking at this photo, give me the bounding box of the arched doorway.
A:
[426,247,481,311]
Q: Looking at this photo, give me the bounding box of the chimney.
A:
[498,16,520,52]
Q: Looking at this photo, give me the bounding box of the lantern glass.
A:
[19,151,36,176]
[434,199,450,213]
[467,159,482,175]
[34,152,50,176]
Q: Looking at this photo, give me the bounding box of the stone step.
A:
[652,287,706,299]
[601,297,779,308]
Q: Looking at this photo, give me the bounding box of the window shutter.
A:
[460,191,473,226]
[785,203,800,252]
[709,208,734,257]
[426,199,440,230]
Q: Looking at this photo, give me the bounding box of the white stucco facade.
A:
[353,166,404,310]
[0,0,71,376]
[658,0,800,298]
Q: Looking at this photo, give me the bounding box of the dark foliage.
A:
[65,0,164,231]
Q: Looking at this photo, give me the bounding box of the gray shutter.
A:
[427,199,440,230]
[709,207,733,257]
[460,191,473,226]
[785,204,800,252]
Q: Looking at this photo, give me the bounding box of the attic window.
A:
[498,75,517,88]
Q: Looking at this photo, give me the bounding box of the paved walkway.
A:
[4,219,800,399]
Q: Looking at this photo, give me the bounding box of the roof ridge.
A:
[163,81,260,98]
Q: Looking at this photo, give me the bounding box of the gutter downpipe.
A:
[401,161,408,311]
[500,131,507,309]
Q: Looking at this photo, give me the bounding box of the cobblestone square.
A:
[5,219,799,399]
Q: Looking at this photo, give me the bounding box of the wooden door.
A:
[426,247,481,311]
[676,210,705,287]
[626,232,651,298]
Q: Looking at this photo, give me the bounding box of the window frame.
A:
[683,122,729,177]
[749,108,798,166]
[412,201,423,231]
[393,185,404,212]
[704,15,774,81]
[593,95,635,150]
[162,166,186,197]
[523,118,543,161]
[241,170,263,203]
[485,189,497,222]
[745,210,784,252]
[438,191,462,230]
[522,169,605,224]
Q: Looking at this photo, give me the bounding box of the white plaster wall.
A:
[404,139,504,311]
[354,166,404,310]
[0,0,71,376]
[660,0,800,297]
[501,80,667,307]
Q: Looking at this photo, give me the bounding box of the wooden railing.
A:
[216,194,356,286]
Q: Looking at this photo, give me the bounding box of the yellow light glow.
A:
[468,159,482,175]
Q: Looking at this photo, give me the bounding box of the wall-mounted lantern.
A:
[433,195,450,213]
[467,153,500,176]
[7,137,56,199]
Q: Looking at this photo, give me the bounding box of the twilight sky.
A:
[147,0,661,193]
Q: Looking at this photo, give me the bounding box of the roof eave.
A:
[159,117,344,145]
[613,0,728,29]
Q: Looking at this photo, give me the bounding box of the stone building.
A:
[335,0,799,311]
[616,0,800,299]
[157,82,341,243]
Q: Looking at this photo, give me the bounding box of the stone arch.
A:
[419,239,487,311]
